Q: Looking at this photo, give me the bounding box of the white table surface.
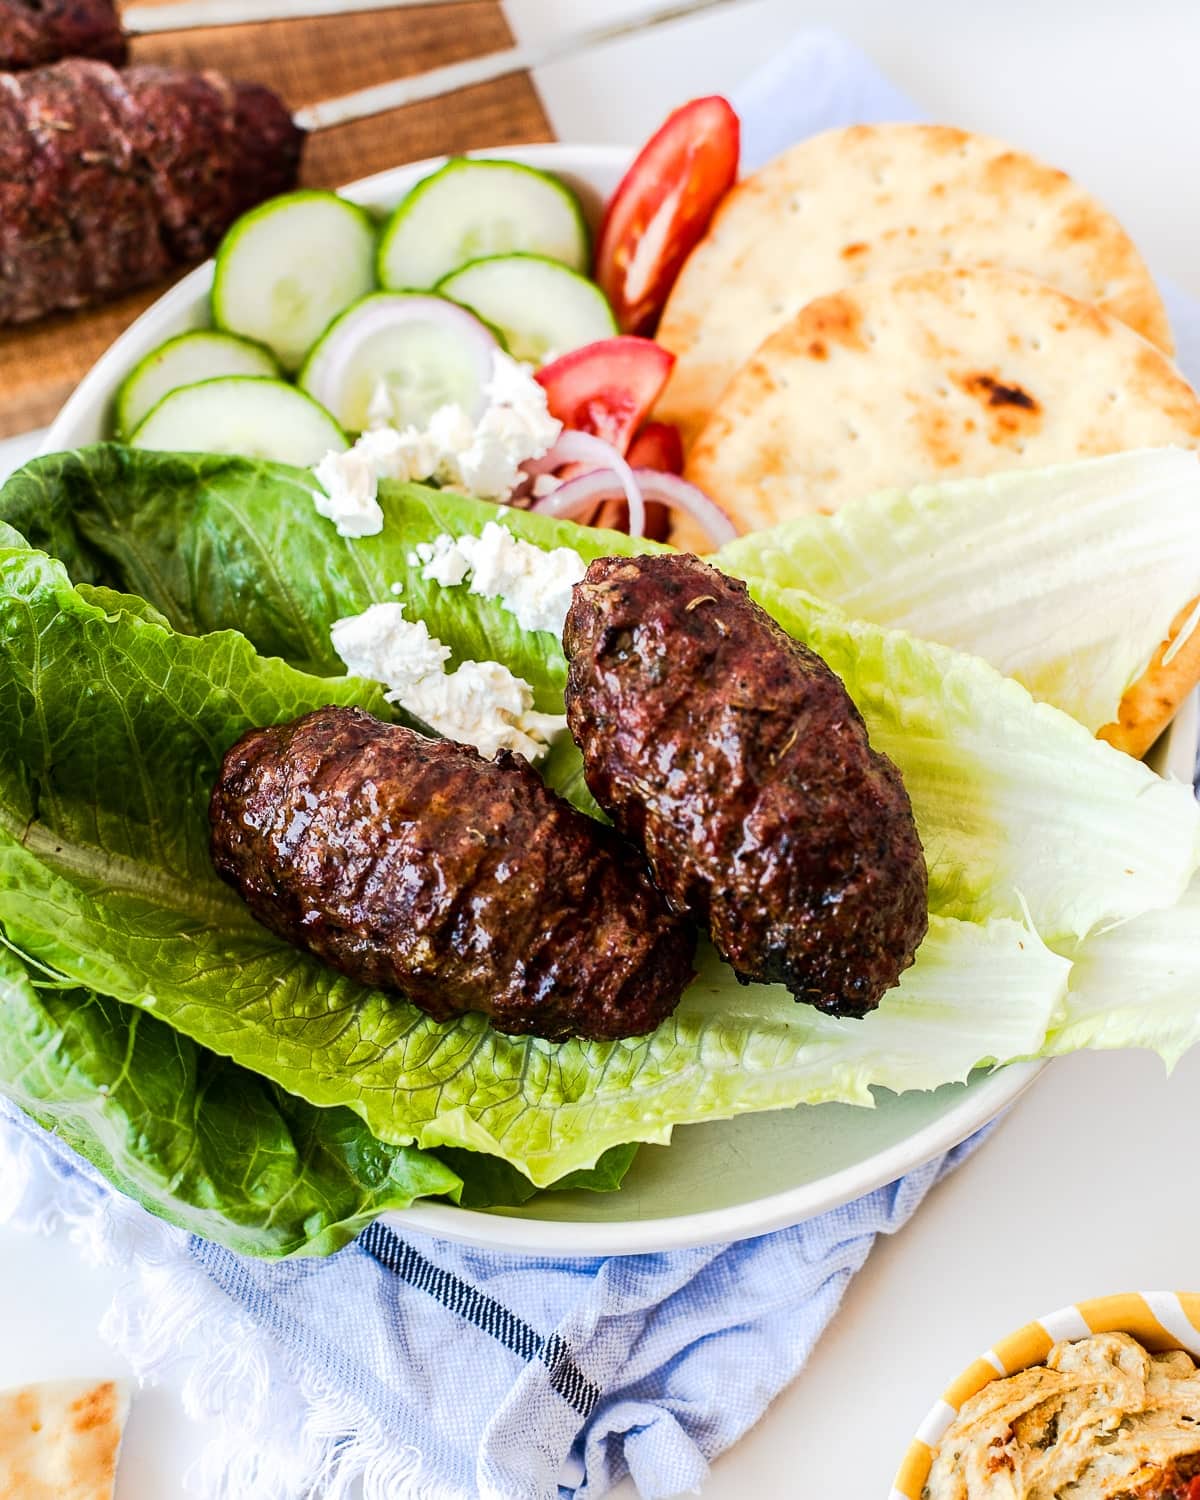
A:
[4,3,1200,1497]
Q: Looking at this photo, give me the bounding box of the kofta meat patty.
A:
[210,706,696,1041]
[0,1,127,71]
[562,554,928,1017]
[0,59,302,326]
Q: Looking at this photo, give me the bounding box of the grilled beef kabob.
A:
[210,707,698,1042]
[563,555,929,1020]
[0,56,303,326]
[0,0,127,70]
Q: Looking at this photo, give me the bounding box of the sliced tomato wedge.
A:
[627,420,684,475]
[536,336,675,452]
[596,95,740,336]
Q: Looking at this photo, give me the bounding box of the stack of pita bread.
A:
[657,124,1200,755]
[0,1379,130,1500]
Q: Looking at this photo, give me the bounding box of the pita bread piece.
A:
[689,266,1200,756]
[0,1379,131,1500]
[657,123,1172,447]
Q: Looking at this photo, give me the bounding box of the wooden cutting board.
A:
[0,2,553,438]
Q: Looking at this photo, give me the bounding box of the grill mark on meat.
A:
[210,707,697,1042]
[563,555,929,1018]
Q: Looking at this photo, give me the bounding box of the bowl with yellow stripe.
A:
[892,1291,1200,1498]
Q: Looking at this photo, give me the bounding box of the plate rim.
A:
[42,145,1191,1256]
[378,1060,1044,1253]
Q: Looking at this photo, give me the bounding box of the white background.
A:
[3,2,1200,1497]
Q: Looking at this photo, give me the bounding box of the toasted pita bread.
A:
[689,266,1200,756]
[657,123,1173,448]
[0,1379,131,1500]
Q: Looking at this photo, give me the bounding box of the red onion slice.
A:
[521,430,646,538]
[633,469,739,546]
[528,469,616,518]
[531,466,737,547]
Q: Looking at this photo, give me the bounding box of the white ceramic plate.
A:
[43,145,1198,1255]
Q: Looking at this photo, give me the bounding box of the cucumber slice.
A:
[378,158,589,291]
[130,377,347,465]
[437,254,616,363]
[114,330,280,439]
[212,191,378,373]
[298,291,497,432]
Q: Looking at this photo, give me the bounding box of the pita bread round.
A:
[657,123,1173,448]
[689,266,1200,757]
[0,1379,130,1500]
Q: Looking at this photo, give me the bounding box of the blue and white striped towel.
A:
[0,1095,989,1499]
[3,28,1199,1500]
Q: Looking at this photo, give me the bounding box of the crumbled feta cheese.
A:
[531,473,562,498]
[389,581,404,596]
[332,603,450,685]
[483,351,563,457]
[356,423,442,485]
[312,448,384,537]
[331,601,564,761]
[312,352,563,534]
[415,521,585,636]
[412,534,471,587]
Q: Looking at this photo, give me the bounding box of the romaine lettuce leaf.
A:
[0,537,1072,1184]
[716,449,1200,733]
[1045,874,1200,1068]
[0,446,662,713]
[0,937,640,1248]
[0,945,462,1257]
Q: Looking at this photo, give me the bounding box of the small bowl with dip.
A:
[893,1292,1200,1499]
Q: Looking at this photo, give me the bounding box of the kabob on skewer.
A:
[0,0,743,327]
[0,0,476,69]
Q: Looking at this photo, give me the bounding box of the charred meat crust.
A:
[210,706,697,1042]
[0,0,127,71]
[562,554,929,1018]
[0,59,303,326]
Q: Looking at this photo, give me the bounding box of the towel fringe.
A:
[0,1118,466,1500]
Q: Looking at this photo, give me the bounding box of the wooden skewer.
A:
[291,0,750,132]
[123,0,479,30]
